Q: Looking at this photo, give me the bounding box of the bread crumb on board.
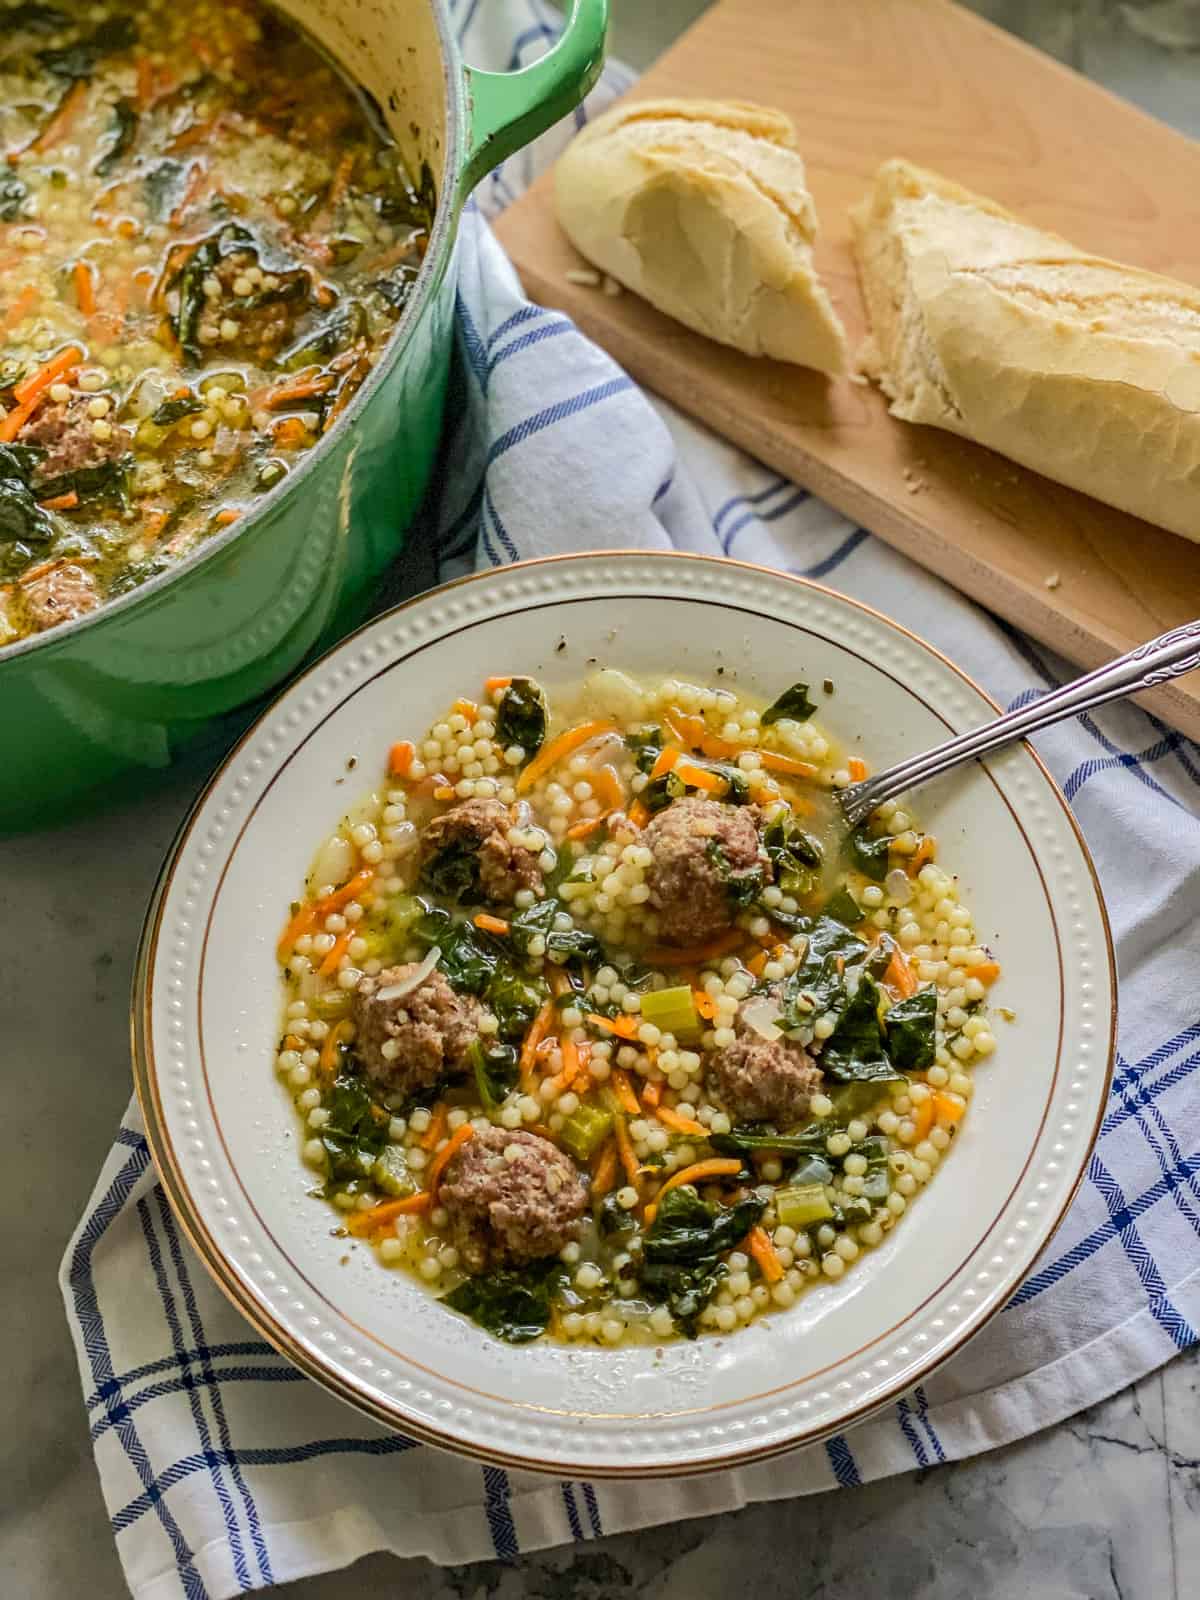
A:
[566,267,601,287]
[902,466,928,495]
[1044,572,1062,590]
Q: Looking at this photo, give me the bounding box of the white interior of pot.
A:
[270,0,451,194]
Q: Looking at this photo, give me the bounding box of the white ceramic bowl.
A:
[133,552,1115,1476]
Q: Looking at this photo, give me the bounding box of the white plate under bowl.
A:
[133,551,1115,1477]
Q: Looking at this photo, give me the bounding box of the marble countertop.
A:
[4,2,1200,1597]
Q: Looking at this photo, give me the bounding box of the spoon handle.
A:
[838,620,1200,829]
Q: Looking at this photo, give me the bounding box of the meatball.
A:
[643,796,767,945]
[351,964,482,1100]
[421,797,543,904]
[21,561,99,631]
[208,248,311,363]
[439,1125,587,1270]
[21,395,131,485]
[711,1007,822,1125]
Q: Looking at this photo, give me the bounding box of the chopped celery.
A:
[775,1183,834,1229]
[560,1103,614,1162]
[371,1144,414,1198]
[640,984,701,1041]
[311,990,354,1021]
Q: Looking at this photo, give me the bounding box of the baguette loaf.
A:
[851,158,1200,542]
[554,98,848,374]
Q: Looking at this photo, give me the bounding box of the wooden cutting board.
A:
[494,0,1200,739]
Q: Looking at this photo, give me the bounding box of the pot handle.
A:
[458,0,609,202]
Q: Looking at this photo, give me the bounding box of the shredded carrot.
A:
[590,1139,619,1195]
[324,151,355,213]
[566,814,609,841]
[613,1115,640,1189]
[643,929,745,968]
[519,1000,555,1091]
[277,868,375,960]
[73,260,96,317]
[586,1012,639,1040]
[516,719,617,795]
[908,835,937,874]
[973,961,1002,986]
[746,949,769,978]
[38,489,78,511]
[758,751,819,779]
[0,285,37,338]
[692,988,718,1021]
[590,765,625,811]
[388,740,416,778]
[214,509,239,527]
[675,759,724,794]
[643,1159,743,1224]
[346,1191,432,1235]
[30,80,87,154]
[640,1080,661,1110]
[318,927,354,977]
[13,344,84,407]
[547,969,572,999]
[847,757,868,782]
[426,1122,475,1193]
[746,1225,784,1284]
[485,675,512,695]
[420,1103,449,1152]
[318,1017,353,1077]
[433,785,455,802]
[262,373,335,409]
[474,913,510,936]
[452,697,478,722]
[910,1096,935,1143]
[271,416,309,450]
[648,745,681,781]
[885,947,918,1000]
[135,57,155,109]
[663,707,738,760]
[933,1091,967,1126]
[654,1104,707,1138]
[609,1068,641,1115]
[627,800,650,830]
[557,1034,587,1092]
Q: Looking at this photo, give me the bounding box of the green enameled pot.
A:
[0,0,608,834]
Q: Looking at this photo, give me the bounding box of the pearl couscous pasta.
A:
[0,0,432,645]
[276,670,1002,1345]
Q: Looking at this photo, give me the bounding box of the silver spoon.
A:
[837,620,1200,830]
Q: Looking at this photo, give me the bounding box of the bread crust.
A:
[851,158,1200,541]
[554,98,848,375]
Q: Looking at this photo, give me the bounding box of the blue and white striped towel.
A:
[61,5,1200,1596]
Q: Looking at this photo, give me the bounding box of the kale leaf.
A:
[142,160,186,222]
[508,897,603,967]
[763,810,823,896]
[640,1186,766,1338]
[320,1070,388,1183]
[847,826,893,882]
[761,682,817,726]
[643,768,685,814]
[151,393,204,426]
[884,985,938,1073]
[443,1258,566,1343]
[468,1038,519,1110]
[706,838,765,907]
[0,176,27,223]
[39,16,137,79]
[776,913,870,1031]
[419,838,481,904]
[819,972,899,1083]
[626,725,665,775]
[485,967,548,1042]
[823,887,864,927]
[412,908,495,993]
[0,477,55,546]
[95,98,138,175]
[710,1125,834,1159]
[495,676,547,758]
